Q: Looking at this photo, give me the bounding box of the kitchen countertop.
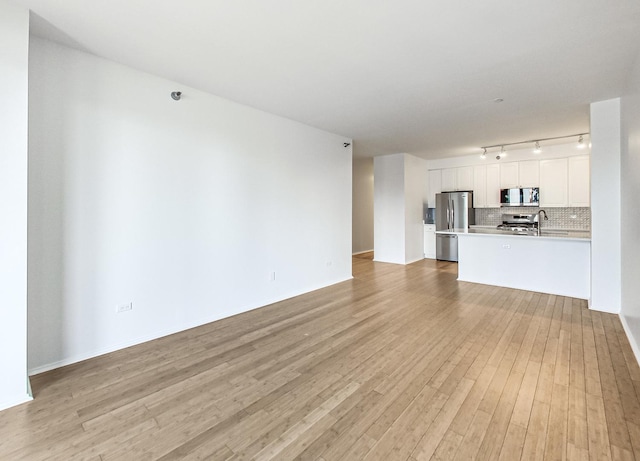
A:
[436,226,590,241]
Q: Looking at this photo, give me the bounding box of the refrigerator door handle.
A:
[451,200,455,229]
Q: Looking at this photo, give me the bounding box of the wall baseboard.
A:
[0,393,32,412]
[589,304,621,314]
[352,249,373,255]
[28,275,353,376]
[620,314,640,368]
[406,256,426,265]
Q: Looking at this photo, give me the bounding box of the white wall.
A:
[373,153,427,265]
[404,154,428,263]
[27,38,353,373]
[352,157,374,254]
[0,1,31,411]
[590,99,622,314]
[620,53,640,362]
[374,154,405,264]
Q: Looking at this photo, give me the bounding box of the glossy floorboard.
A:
[2,254,640,460]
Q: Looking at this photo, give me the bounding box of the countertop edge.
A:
[436,229,591,242]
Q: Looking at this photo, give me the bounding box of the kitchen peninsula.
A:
[437,228,590,299]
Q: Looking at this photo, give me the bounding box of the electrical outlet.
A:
[502,244,511,249]
[116,302,133,313]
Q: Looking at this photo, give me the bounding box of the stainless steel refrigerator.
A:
[435,191,475,262]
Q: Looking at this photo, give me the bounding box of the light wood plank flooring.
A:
[2,255,640,460]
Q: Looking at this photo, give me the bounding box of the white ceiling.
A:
[11,0,640,159]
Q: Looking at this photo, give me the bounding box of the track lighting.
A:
[171,91,182,101]
[480,132,588,157]
[533,141,541,154]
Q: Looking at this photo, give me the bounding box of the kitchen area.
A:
[422,144,591,299]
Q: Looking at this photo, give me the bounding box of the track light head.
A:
[533,141,541,154]
[171,91,182,101]
[480,148,487,159]
[577,135,585,149]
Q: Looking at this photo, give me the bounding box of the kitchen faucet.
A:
[538,209,548,235]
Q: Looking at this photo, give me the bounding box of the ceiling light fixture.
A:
[480,132,589,157]
[480,148,487,160]
[533,141,542,154]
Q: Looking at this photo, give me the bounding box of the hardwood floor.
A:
[2,255,640,460]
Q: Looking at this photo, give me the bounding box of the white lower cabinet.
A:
[424,224,436,259]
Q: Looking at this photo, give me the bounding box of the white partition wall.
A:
[374,154,406,264]
[620,52,640,362]
[374,153,427,265]
[404,154,429,263]
[0,1,31,410]
[590,99,622,314]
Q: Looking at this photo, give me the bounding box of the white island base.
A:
[456,232,591,299]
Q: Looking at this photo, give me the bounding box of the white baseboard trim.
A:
[589,304,621,314]
[0,393,32,412]
[372,258,404,265]
[352,249,373,255]
[28,275,354,376]
[620,314,640,368]
[406,256,426,265]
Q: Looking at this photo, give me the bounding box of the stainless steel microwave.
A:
[500,187,539,207]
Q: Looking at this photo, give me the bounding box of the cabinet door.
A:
[540,158,568,207]
[441,168,456,192]
[427,170,442,207]
[500,162,519,188]
[424,224,436,259]
[456,166,474,191]
[568,155,590,206]
[485,164,501,207]
[473,166,486,208]
[518,160,540,187]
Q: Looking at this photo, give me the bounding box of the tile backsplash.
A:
[475,207,591,230]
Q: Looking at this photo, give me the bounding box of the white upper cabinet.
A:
[485,164,501,207]
[473,166,487,208]
[456,166,474,191]
[568,155,590,207]
[518,160,540,187]
[500,160,539,188]
[540,158,568,207]
[441,168,456,192]
[442,166,473,192]
[427,169,442,207]
[500,162,519,188]
[430,155,587,209]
